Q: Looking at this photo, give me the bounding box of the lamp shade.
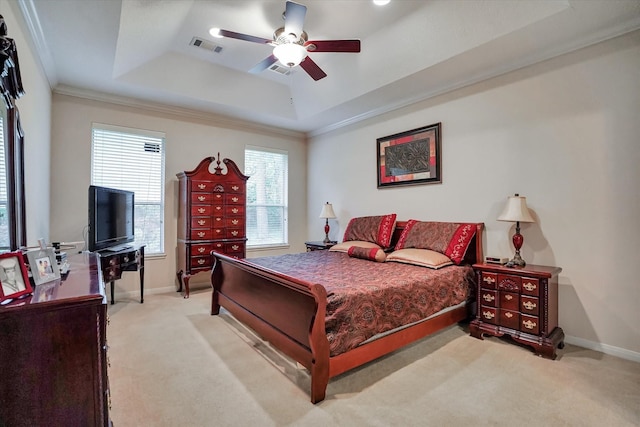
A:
[273,43,308,67]
[319,202,336,219]
[497,194,535,223]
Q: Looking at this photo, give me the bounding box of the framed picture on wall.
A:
[377,122,442,188]
[25,248,60,286]
[0,252,32,302]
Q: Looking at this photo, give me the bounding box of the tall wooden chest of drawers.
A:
[176,155,248,298]
[469,263,564,359]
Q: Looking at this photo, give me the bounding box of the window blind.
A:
[91,124,165,254]
[245,147,288,247]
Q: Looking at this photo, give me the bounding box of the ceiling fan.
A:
[215,1,360,81]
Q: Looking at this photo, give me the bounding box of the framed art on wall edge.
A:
[25,248,60,286]
[377,122,442,188]
[0,252,32,302]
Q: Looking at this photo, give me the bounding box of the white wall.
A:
[308,31,640,357]
[3,0,52,245]
[49,94,307,292]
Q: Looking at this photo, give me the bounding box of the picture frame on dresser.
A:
[25,248,60,286]
[0,252,32,302]
[377,122,442,188]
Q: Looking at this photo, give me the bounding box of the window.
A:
[91,124,165,254]
[245,147,288,248]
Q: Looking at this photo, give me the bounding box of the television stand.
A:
[97,245,145,304]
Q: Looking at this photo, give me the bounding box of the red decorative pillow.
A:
[395,220,476,264]
[342,214,397,248]
[347,246,387,262]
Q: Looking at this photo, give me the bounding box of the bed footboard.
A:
[211,253,331,403]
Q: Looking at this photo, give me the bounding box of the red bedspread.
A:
[249,251,475,356]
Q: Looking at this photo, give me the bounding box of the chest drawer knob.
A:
[232,185,239,191]
[198,195,205,201]
[197,232,205,237]
[483,293,495,302]
[523,301,536,310]
[232,208,239,213]
[504,312,514,318]
[232,245,239,250]
[198,208,205,213]
[483,276,496,285]
[198,220,206,226]
[197,247,205,253]
[523,319,537,330]
[504,294,513,301]
[232,196,239,202]
[482,310,495,320]
[198,183,206,189]
[523,281,537,292]
[197,259,205,265]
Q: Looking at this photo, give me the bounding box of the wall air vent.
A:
[189,37,223,53]
[268,63,291,76]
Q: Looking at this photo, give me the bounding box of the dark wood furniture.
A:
[0,253,110,426]
[305,240,337,251]
[97,245,145,304]
[211,221,484,403]
[469,263,564,359]
[177,155,248,298]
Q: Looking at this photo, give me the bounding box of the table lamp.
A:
[497,193,535,267]
[319,202,337,244]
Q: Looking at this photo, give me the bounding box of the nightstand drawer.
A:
[480,272,498,289]
[480,306,497,324]
[521,315,540,335]
[480,289,497,307]
[500,291,519,311]
[499,309,520,329]
[521,296,539,315]
[521,277,540,296]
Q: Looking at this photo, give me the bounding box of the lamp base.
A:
[505,252,526,268]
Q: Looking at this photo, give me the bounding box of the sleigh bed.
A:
[210,218,484,403]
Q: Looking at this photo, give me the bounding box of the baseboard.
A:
[565,335,640,363]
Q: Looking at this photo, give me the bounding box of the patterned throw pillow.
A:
[342,214,397,248]
[394,220,476,265]
[347,246,387,262]
[329,240,381,253]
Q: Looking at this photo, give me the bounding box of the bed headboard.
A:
[391,221,484,265]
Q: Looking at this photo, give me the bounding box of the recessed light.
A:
[373,0,390,5]
[209,27,223,38]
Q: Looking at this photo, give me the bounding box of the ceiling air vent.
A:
[268,63,291,76]
[189,37,223,53]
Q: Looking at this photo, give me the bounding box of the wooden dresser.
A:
[0,253,110,426]
[469,263,564,359]
[176,155,248,298]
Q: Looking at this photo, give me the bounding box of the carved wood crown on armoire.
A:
[176,154,248,298]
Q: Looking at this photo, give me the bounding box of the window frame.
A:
[91,123,166,256]
[244,145,289,250]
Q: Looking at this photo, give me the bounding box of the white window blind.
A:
[245,147,288,248]
[0,116,7,249]
[91,124,165,254]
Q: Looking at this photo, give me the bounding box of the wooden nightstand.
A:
[469,263,564,359]
[305,241,337,252]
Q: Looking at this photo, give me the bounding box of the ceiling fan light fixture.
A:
[273,43,307,68]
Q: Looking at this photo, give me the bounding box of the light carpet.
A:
[106,289,640,426]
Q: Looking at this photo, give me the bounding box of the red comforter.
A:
[249,250,475,356]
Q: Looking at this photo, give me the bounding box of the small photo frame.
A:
[0,252,32,302]
[25,248,60,286]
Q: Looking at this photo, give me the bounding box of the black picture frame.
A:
[377,123,442,188]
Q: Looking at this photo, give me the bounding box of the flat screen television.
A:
[88,185,135,252]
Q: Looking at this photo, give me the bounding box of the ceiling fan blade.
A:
[305,40,361,53]
[218,29,272,45]
[284,1,307,38]
[249,55,278,74]
[299,56,327,81]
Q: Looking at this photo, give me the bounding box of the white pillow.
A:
[386,248,453,269]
